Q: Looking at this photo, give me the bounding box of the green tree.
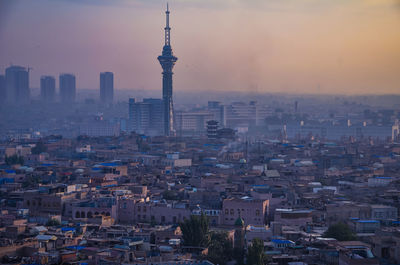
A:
[162,190,180,200]
[5,154,24,166]
[180,213,209,247]
[207,232,234,265]
[22,175,40,188]
[233,246,245,265]
[323,222,356,241]
[46,219,61,226]
[246,238,266,265]
[31,141,47,154]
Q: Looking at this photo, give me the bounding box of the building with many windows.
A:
[59,73,76,103]
[129,98,164,136]
[5,65,30,104]
[40,76,56,102]
[100,72,114,104]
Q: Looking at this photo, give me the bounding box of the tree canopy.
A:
[179,213,209,247]
[247,238,266,265]
[206,231,234,265]
[5,154,24,166]
[323,222,356,241]
[31,141,47,154]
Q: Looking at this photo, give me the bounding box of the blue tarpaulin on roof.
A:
[66,245,86,250]
[61,227,76,232]
[99,162,118,167]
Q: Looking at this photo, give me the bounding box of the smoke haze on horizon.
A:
[0,0,399,95]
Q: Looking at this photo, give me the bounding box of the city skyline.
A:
[0,0,399,95]
[1,2,400,263]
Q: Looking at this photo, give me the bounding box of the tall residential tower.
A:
[100,72,114,104]
[5,66,30,104]
[40,76,56,102]
[59,73,76,103]
[158,4,178,136]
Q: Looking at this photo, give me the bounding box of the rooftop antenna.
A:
[164,2,171,46]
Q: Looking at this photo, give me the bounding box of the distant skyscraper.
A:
[129,98,164,136]
[5,66,30,104]
[59,73,76,103]
[158,4,178,136]
[40,76,56,102]
[100,72,114,104]
[0,75,5,103]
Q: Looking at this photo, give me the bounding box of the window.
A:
[123,202,127,209]
[225,209,229,215]
[138,206,141,212]
[143,206,146,212]
[230,209,234,215]
[256,210,260,216]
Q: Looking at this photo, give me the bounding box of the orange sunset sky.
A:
[0,0,399,94]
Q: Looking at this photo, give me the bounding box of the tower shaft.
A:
[158,4,177,136]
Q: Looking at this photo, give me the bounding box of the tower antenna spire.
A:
[158,3,177,136]
[164,3,171,46]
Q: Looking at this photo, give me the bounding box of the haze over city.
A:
[2,1,400,265]
[1,0,399,94]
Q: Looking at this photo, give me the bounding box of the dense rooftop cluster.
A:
[0,132,400,265]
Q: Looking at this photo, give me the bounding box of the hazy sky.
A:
[0,0,399,94]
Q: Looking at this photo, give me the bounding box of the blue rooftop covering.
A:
[66,245,86,250]
[99,162,118,167]
[272,239,294,244]
[5,169,16,174]
[114,244,130,250]
[357,220,379,223]
[0,178,14,184]
[61,227,76,232]
[41,163,55,167]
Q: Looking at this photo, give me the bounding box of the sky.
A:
[0,0,399,95]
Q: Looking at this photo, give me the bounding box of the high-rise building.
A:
[100,72,114,104]
[208,101,226,126]
[40,76,56,102]
[175,111,214,137]
[158,4,178,136]
[129,98,164,136]
[207,120,219,139]
[5,66,30,104]
[0,75,5,103]
[59,74,76,103]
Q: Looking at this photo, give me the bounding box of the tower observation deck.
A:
[158,3,178,136]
